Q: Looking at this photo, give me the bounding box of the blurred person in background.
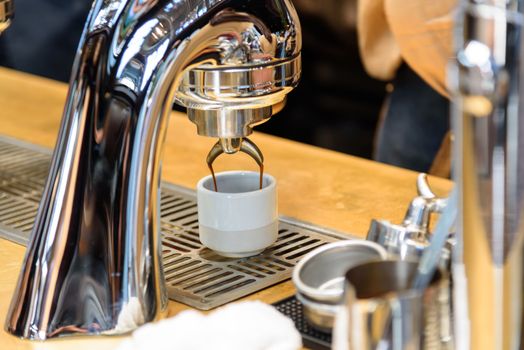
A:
[358,0,456,176]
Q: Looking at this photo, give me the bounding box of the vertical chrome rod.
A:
[454,3,524,349]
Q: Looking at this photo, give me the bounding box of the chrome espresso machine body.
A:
[454,1,524,349]
[5,0,301,339]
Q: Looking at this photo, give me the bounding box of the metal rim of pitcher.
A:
[344,260,443,302]
[292,240,388,302]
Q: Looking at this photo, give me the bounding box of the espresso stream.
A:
[208,163,264,192]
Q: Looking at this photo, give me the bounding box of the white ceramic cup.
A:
[197,170,278,258]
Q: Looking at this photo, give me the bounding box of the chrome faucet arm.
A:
[6,0,301,340]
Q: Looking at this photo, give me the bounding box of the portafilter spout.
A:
[206,137,265,192]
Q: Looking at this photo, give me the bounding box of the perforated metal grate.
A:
[0,135,351,310]
[273,296,332,350]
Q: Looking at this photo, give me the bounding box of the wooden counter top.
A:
[0,67,452,349]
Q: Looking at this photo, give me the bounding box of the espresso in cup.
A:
[197,171,278,258]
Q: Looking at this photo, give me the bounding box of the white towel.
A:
[118,301,302,350]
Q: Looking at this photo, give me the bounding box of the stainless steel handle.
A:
[402,173,448,234]
[416,173,448,213]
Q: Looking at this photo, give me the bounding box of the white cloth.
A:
[117,301,302,350]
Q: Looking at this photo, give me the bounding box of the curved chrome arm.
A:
[206,137,264,191]
[5,0,301,340]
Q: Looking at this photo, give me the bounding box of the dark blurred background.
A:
[0,0,386,159]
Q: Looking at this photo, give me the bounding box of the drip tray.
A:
[0,135,353,310]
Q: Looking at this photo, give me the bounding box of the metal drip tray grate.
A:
[0,135,351,310]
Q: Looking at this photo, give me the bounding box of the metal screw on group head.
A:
[0,0,14,34]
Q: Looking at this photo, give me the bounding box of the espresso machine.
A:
[454,1,524,349]
[5,0,301,340]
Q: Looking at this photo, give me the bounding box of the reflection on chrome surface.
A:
[0,0,13,34]
[454,3,524,349]
[5,0,301,339]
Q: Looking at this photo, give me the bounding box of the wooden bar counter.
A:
[0,68,452,349]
